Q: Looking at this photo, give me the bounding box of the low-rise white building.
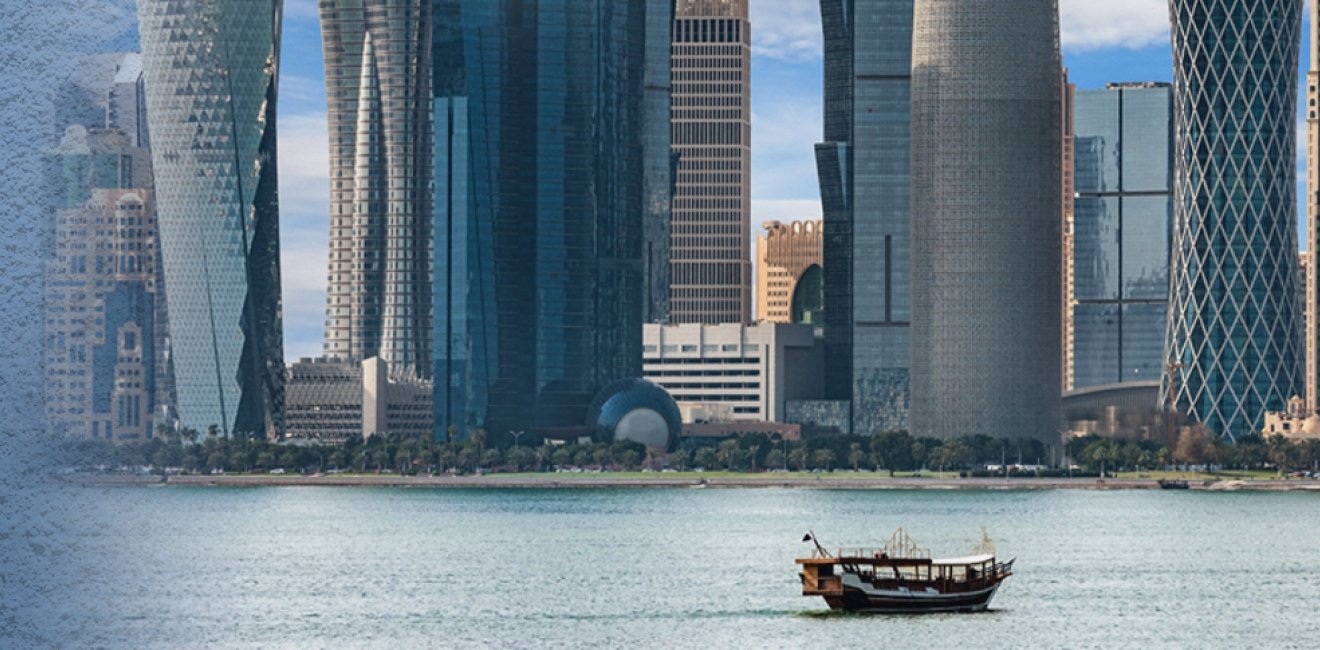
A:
[642,323,824,423]
[284,357,432,444]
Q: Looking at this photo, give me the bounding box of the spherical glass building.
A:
[585,379,682,452]
[1165,0,1304,441]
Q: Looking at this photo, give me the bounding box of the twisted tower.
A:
[1165,0,1303,441]
[137,0,285,437]
[909,0,1063,442]
[319,0,433,376]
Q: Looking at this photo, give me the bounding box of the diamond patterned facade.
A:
[1165,0,1304,441]
[909,0,1062,442]
[319,1,433,376]
[137,0,285,437]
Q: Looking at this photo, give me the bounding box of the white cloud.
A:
[750,0,823,61]
[1059,0,1169,52]
[277,111,330,359]
[283,0,319,20]
[750,1,1172,61]
[750,100,824,201]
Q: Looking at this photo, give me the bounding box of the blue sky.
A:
[273,0,1313,360]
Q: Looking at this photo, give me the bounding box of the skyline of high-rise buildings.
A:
[137,0,286,438]
[1164,0,1305,442]
[318,0,434,377]
[909,0,1063,443]
[32,0,1320,446]
[669,0,753,325]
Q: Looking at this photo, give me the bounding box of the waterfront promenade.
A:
[74,473,1320,491]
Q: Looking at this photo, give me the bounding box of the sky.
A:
[274,0,1314,361]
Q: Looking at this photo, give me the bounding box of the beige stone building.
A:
[670,0,752,324]
[284,357,433,444]
[756,220,823,324]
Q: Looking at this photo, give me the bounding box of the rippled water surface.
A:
[46,487,1320,647]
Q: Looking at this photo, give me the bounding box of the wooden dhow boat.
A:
[796,529,1013,614]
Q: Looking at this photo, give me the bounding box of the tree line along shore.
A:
[56,425,1320,481]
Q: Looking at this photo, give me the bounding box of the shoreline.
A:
[65,473,1320,491]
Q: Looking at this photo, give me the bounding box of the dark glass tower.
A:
[138,0,285,438]
[1072,83,1174,390]
[1165,0,1304,441]
[816,0,913,434]
[432,0,672,441]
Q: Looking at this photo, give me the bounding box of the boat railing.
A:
[824,547,933,560]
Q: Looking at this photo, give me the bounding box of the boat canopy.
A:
[931,554,995,566]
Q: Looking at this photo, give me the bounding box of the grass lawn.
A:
[485,470,966,480]
[1115,469,1283,481]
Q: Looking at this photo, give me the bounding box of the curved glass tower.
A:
[909,0,1062,442]
[138,0,285,437]
[1165,0,1303,441]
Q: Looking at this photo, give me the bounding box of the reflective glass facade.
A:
[1166,0,1304,441]
[432,0,671,441]
[909,0,1062,442]
[1072,84,1173,390]
[816,0,912,434]
[138,0,285,437]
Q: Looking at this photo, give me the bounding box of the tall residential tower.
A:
[816,0,914,434]
[669,0,752,324]
[319,0,433,376]
[137,0,285,437]
[909,0,1062,442]
[1165,0,1303,441]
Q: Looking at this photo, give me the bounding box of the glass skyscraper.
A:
[1166,0,1304,441]
[432,0,672,441]
[816,0,913,434]
[319,0,434,376]
[137,0,285,438]
[1072,83,1173,391]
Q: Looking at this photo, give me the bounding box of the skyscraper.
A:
[670,0,752,325]
[816,0,913,434]
[1165,0,1303,441]
[1307,0,1319,414]
[1071,83,1174,391]
[909,0,1062,442]
[138,0,285,438]
[319,1,433,376]
[432,0,672,441]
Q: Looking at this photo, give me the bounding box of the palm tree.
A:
[848,443,865,471]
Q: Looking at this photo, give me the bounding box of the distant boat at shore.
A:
[1157,479,1190,490]
[797,529,1013,614]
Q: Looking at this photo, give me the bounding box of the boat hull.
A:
[817,573,1004,614]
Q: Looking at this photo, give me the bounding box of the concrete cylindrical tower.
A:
[909,0,1063,442]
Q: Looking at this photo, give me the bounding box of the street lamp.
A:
[511,430,526,448]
